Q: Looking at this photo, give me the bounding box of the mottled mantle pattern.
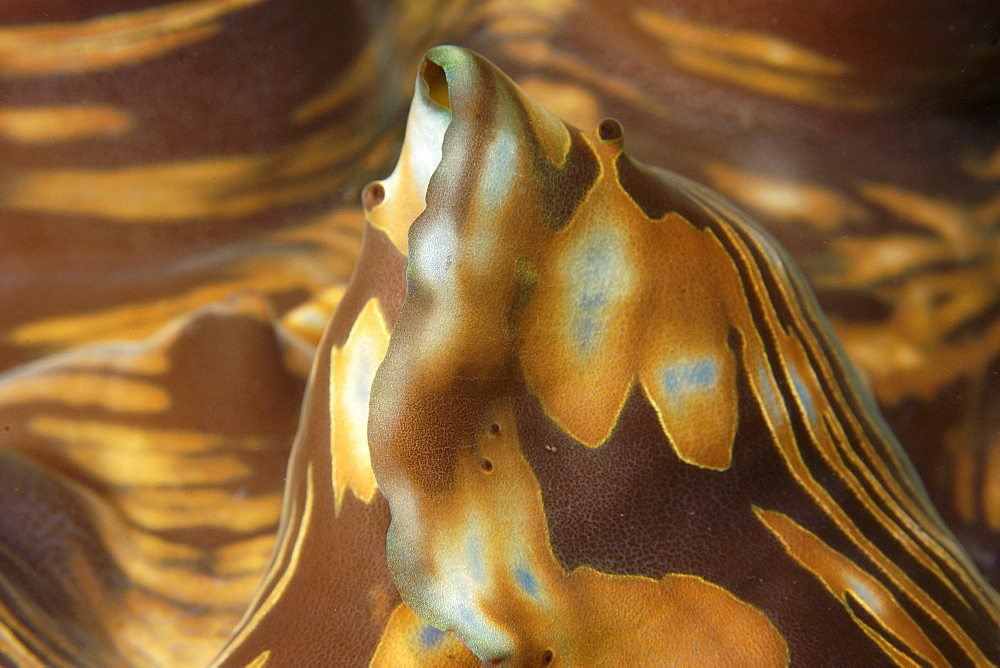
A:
[0,1,997,665]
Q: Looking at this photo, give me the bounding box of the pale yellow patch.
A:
[0,105,132,142]
[0,372,169,412]
[0,0,265,77]
[330,298,390,514]
[707,163,868,231]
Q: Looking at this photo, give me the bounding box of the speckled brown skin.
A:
[367,46,998,666]
[0,1,997,665]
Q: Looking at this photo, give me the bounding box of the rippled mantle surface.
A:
[0,1,997,665]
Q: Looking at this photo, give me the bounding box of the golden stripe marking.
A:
[858,183,982,249]
[468,0,574,40]
[0,616,47,666]
[6,261,334,351]
[118,487,282,533]
[0,0,265,77]
[116,588,242,666]
[215,534,281,578]
[706,163,869,232]
[712,219,999,651]
[28,417,251,486]
[96,521,262,609]
[754,508,949,667]
[0,590,73,665]
[962,142,1000,180]
[293,39,382,124]
[634,9,846,75]
[0,372,170,412]
[246,650,270,667]
[779,331,969,603]
[58,345,172,376]
[1,155,338,222]
[0,106,133,142]
[280,285,346,348]
[632,8,882,109]
[0,118,376,222]
[28,416,243,454]
[211,463,315,666]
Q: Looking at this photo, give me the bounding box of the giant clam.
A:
[0,1,998,665]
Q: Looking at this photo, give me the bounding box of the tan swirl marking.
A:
[519,78,602,135]
[212,463,315,666]
[0,106,133,142]
[0,616,45,666]
[119,487,282,533]
[1,145,349,222]
[634,9,846,75]
[0,0,266,77]
[0,372,170,413]
[858,183,989,251]
[706,163,869,232]
[215,535,282,579]
[294,38,385,124]
[962,141,1000,180]
[100,526,262,609]
[27,417,253,486]
[470,0,574,34]
[280,285,347,348]
[6,255,340,352]
[632,9,881,109]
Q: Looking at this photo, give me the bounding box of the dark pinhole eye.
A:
[480,458,494,473]
[598,118,622,142]
[362,182,385,210]
[541,649,554,664]
[489,422,501,435]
